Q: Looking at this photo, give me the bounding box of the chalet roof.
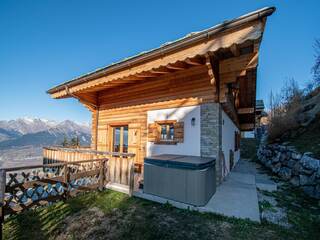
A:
[47,6,275,98]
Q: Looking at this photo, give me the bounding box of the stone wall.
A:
[258,143,320,199]
[200,103,222,184]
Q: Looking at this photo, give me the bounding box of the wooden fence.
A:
[0,148,136,237]
[43,147,136,186]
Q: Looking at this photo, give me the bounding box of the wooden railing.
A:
[0,148,136,236]
[43,147,136,187]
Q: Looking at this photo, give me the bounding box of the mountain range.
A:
[0,118,91,150]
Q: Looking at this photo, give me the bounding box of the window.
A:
[112,125,128,153]
[148,120,184,144]
[234,131,240,151]
[160,123,175,141]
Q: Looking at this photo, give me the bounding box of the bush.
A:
[268,79,302,141]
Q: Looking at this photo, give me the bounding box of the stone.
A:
[290,176,300,187]
[279,167,292,180]
[314,185,320,199]
[272,152,281,163]
[299,174,312,186]
[300,154,320,171]
[317,168,320,178]
[287,160,296,168]
[300,167,314,175]
[302,186,315,197]
[271,163,281,173]
[279,153,287,163]
[291,152,302,160]
[292,162,302,175]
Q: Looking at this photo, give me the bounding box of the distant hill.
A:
[0,118,91,150]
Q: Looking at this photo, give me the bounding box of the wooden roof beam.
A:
[185,57,204,66]
[237,107,254,114]
[166,62,188,70]
[230,44,240,57]
[205,54,216,86]
[134,72,161,78]
[240,123,255,131]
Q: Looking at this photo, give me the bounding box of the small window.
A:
[160,123,175,141]
[147,120,184,144]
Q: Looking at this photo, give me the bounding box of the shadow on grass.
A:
[3,189,319,240]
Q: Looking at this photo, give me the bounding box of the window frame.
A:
[155,120,178,145]
[110,125,129,153]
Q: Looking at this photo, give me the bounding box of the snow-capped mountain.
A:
[0,118,91,149]
[0,117,57,135]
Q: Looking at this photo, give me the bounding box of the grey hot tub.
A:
[143,154,216,206]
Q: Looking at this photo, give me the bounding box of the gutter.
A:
[47,6,276,95]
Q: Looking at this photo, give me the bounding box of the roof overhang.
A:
[47,7,275,99]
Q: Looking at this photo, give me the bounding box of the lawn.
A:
[4,189,320,240]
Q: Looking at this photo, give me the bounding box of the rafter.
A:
[237,107,254,114]
[166,62,188,70]
[185,57,203,66]
[230,44,240,57]
[205,54,216,86]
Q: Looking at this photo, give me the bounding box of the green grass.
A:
[3,189,320,240]
[286,120,320,158]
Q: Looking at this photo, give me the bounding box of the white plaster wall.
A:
[147,106,200,156]
[222,110,240,177]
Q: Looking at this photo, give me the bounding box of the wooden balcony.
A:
[43,146,137,191]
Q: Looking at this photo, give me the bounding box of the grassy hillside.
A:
[4,190,320,240]
[286,119,320,158]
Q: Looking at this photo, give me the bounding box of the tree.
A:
[312,39,320,86]
[62,136,69,147]
[70,136,80,147]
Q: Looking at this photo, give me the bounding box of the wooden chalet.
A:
[45,7,275,194]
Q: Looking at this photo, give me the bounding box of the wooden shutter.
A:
[173,122,184,143]
[148,123,159,142]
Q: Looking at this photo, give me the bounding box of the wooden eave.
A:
[47,7,275,99]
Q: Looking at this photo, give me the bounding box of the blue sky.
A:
[0,0,319,123]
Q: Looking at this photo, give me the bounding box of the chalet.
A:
[46,7,275,205]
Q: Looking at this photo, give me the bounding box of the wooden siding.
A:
[94,65,214,164]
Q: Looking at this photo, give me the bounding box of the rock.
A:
[299,174,312,186]
[272,152,281,163]
[302,186,315,197]
[300,154,320,171]
[271,163,281,174]
[279,153,288,163]
[287,160,296,168]
[290,176,300,187]
[279,167,292,180]
[292,162,302,175]
[291,152,302,160]
[300,167,315,175]
[314,185,320,199]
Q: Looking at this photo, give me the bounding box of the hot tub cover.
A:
[144,154,215,170]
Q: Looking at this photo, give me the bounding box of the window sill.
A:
[154,140,178,145]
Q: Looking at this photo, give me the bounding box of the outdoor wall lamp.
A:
[191,117,196,126]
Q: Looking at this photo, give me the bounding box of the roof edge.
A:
[47,6,276,95]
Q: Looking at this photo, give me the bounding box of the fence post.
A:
[0,170,6,238]
[99,159,105,191]
[63,163,70,199]
[128,158,135,196]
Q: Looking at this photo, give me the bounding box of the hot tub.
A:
[143,154,216,206]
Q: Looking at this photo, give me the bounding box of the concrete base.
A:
[203,171,260,222]
[134,170,261,222]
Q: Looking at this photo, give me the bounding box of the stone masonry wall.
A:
[200,103,222,184]
[258,144,320,199]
